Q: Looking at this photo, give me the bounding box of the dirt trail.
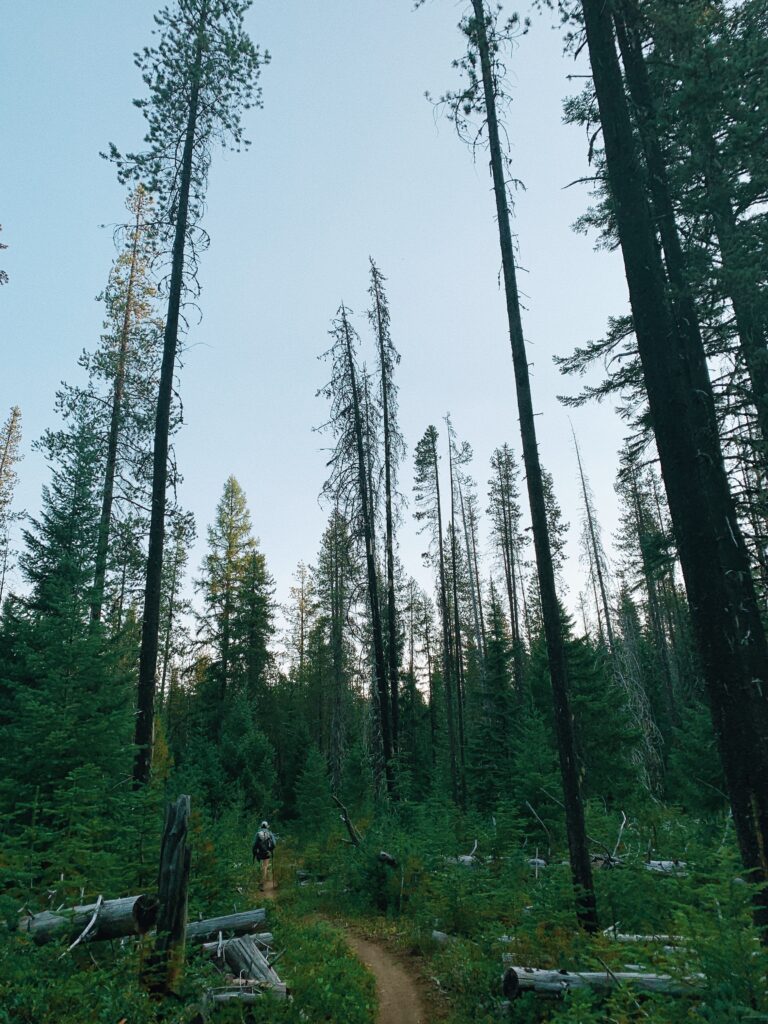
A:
[346,934,425,1024]
[253,870,424,1022]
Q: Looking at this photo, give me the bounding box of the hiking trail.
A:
[345,933,424,1024]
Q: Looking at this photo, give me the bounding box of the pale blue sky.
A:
[1,1,630,615]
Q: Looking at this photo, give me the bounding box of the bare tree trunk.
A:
[573,431,614,652]
[134,8,206,787]
[143,795,191,995]
[470,0,598,931]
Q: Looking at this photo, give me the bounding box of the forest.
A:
[1,0,767,1021]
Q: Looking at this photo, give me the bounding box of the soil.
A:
[345,933,425,1024]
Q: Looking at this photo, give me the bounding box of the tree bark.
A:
[470,0,598,932]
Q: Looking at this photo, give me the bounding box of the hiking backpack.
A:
[252,827,275,861]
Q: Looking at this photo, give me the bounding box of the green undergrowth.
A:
[0,807,375,1024]
[0,904,375,1024]
[285,798,768,1024]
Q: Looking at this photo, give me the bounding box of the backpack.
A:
[252,827,275,861]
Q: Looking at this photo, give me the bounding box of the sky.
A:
[0,1,632,621]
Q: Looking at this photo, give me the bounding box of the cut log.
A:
[19,894,158,945]
[209,935,287,998]
[143,794,191,995]
[501,963,702,998]
[187,908,267,944]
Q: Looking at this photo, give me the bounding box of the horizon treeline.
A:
[1,0,767,942]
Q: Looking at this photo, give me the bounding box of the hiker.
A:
[252,820,276,890]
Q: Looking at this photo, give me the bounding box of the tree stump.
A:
[142,794,191,995]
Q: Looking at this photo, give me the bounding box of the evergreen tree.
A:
[319,306,393,793]
[0,403,133,836]
[467,590,514,812]
[414,425,460,803]
[0,405,22,607]
[314,509,360,792]
[196,476,256,721]
[295,745,333,840]
[368,259,405,754]
[578,0,768,932]
[488,443,527,696]
[108,0,269,786]
[89,185,161,624]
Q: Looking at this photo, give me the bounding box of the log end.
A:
[502,967,520,1001]
[134,894,159,934]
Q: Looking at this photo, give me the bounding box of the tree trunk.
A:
[341,312,393,794]
[470,0,598,932]
[370,268,401,753]
[133,7,206,787]
[582,0,768,936]
[434,446,459,803]
[573,432,614,652]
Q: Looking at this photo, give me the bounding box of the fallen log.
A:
[186,908,267,944]
[201,932,273,953]
[207,989,262,1004]
[603,928,686,945]
[207,935,287,998]
[501,964,702,999]
[646,860,687,875]
[19,894,158,945]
